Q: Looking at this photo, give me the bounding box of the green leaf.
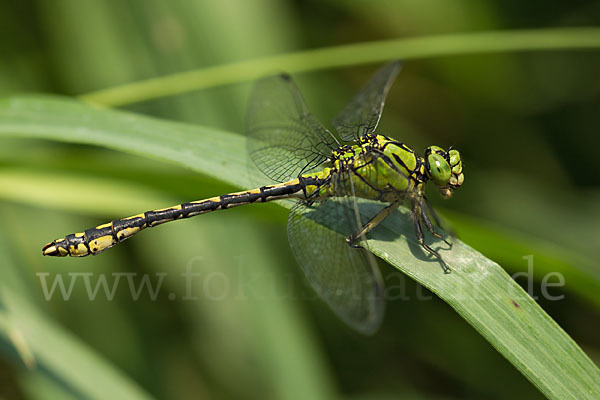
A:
[443,208,600,310]
[364,206,600,400]
[78,27,600,106]
[0,95,248,188]
[1,95,599,400]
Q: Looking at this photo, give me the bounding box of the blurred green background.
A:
[1,1,599,399]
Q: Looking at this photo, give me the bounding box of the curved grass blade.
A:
[1,95,600,399]
[442,208,600,310]
[78,27,600,107]
[0,95,249,188]
[359,203,600,400]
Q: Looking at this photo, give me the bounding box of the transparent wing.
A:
[287,170,384,334]
[246,74,339,183]
[332,61,402,142]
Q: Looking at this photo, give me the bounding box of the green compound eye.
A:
[427,153,451,185]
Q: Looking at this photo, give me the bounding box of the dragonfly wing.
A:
[246,74,339,183]
[287,173,385,334]
[332,61,402,142]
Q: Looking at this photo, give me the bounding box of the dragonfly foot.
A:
[418,238,452,273]
[345,235,362,249]
[440,260,451,274]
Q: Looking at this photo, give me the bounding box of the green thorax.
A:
[305,134,427,202]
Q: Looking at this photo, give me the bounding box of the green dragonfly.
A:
[42,61,464,334]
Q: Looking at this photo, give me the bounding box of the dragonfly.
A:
[42,61,464,334]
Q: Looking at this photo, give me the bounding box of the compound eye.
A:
[427,153,451,185]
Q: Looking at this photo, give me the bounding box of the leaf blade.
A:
[78,27,600,106]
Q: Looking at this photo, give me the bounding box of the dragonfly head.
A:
[424,146,464,198]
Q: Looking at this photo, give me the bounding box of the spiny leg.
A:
[424,197,456,239]
[412,203,451,274]
[346,201,401,248]
[420,200,452,248]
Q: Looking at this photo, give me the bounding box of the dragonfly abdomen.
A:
[42,177,324,257]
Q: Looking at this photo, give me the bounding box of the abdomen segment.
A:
[41,178,320,257]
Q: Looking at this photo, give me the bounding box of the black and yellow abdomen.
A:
[42,177,327,257]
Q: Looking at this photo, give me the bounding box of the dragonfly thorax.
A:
[310,135,464,203]
[319,134,424,202]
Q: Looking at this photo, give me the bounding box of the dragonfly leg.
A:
[346,201,400,248]
[412,203,451,274]
[424,197,456,240]
[420,200,452,248]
